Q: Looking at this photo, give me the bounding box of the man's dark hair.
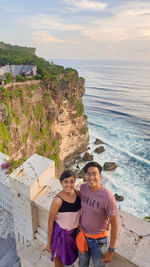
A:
[83,161,102,174]
[60,170,75,182]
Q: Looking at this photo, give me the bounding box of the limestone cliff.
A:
[0,71,89,171]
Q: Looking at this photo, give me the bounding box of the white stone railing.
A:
[9,153,55,248]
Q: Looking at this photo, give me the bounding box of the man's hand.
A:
[102,250,114,263]
[46,244,52,254]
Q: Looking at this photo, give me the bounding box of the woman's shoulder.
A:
[53,193,63,205]
[49,194,63,212]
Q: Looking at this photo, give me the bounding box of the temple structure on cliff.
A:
[0,64,37,79]
[0,152,150,267]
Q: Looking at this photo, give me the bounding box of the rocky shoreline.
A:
[65,137,124,202]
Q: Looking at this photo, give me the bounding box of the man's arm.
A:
[102,214,118,263]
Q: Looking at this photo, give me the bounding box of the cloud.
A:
[32,31,65,44]
[30,14,83,31]
[62,0,107,12]
[82,1,150,42]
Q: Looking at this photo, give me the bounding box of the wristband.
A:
[108,247,115,253]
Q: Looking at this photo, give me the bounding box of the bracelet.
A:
[108,247,115,253]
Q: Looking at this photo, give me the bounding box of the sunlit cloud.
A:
[32,31,65,44]
[30,14,83,31]
[62,0,107,12]
[82,1,150,42]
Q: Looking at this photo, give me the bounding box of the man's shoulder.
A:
[80,182,88,192]
[80,182,87,189]
[101,186,115,199]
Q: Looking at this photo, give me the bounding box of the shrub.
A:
[0,87,6,92]
[80,127,88,134]
[70,96,84,116]
[0,122,10,153]
[16,75,25,82]
[42,92,52,104]
[4,72,13,84]
[43,142,50,153]
[49,151,59,167]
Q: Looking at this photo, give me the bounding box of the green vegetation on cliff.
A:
[0,42,78,80]
[0,41,35,54]
[70,96,84,116]
[0,42,89,172]
[0,82,61,167]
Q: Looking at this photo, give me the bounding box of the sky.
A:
[0,0,150,61]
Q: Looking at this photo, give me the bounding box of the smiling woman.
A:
[46,170,81,267]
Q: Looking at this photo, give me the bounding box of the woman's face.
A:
[61,176,75,192]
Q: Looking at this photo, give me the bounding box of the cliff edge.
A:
[0,71,89,172]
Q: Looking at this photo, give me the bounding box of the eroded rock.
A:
[103,162,117,171]
[82,152,93,161]
[94,138,103,145]
[94,146,105,154]
[114,194,124,201]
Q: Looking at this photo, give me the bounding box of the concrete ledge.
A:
[115,209,150,267]
[107,253,138,267]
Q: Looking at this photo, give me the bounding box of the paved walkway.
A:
[0,207,20,267]
[0,236,21,267]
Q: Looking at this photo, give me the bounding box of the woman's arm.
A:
[46,197,62,253]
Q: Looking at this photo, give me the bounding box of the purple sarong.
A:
[51,222,78,265]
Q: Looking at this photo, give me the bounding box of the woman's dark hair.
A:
[83,161,102,174]
[60,170,75,182]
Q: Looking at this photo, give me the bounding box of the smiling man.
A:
[76,161,118,267]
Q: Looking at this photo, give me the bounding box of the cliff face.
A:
[0,71,89,170]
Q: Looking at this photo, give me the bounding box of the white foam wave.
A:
[104,141,150,166]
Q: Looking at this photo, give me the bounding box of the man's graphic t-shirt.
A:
[79,183,118,235]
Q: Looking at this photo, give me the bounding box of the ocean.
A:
[53,59,150,219]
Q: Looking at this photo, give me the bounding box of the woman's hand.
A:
[46,244,52,254]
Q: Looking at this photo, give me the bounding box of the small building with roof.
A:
[0,64,37,79]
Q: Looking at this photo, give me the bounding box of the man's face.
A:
[85,166,101,189]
